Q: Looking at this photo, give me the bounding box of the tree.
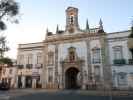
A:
[0,0,19,31]
[0,36,9,58]
[0,57,13,66]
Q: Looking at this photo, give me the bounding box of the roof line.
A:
[19,41,43,45]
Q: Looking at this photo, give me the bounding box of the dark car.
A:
[0,81,10,90]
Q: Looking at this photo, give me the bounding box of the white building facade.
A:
[16,7,133,90]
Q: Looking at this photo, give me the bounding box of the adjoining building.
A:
[0,60,17,88]
[16,6,133,90]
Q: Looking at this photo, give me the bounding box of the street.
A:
[0,89,133,100]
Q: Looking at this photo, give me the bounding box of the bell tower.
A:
[65,7,79,33]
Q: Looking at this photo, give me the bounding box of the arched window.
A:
[69,15,74,25]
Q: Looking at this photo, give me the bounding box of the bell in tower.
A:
[65,7,79,33]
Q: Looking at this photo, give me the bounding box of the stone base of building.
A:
[45,83,60,89]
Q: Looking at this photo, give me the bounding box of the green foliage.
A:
[0,36,9,57]
[0,0,19,31]
[0,57,13,66]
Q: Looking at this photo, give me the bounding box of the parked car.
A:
[0,81,10,90]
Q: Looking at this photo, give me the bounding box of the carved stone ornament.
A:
[69,27,74,33]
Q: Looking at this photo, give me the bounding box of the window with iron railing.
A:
[113,59,126,65]
[26,64,32,69]
[113,46,126,65]
[17,65,24,69]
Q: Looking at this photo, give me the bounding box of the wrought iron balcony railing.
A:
[128,59,133,65]
[17,65,24,69]
[26,64,33,69]
[113,59,126,65]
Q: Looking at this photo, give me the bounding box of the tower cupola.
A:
[65,7,79,33]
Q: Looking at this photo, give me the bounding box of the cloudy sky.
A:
[3,0,133,59]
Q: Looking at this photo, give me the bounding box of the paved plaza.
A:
[0,89,133,100]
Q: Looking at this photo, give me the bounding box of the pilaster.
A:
[54,44,59,88]
[100,34,112,90]
[41,44,48,88]
[22,76,25,88]
[85,39,92,81]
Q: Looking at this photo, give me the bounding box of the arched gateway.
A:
[65,67,79,89]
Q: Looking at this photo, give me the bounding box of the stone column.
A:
[32,78,36,88]
[41,44,48,88]
[100,34,112,90]
[112,70,118,88]
[80,61,86,90]
[22,76,25,88]
[14,76,18,88]
[60,61,64,89]
[54,44,58,88]
[82,70,87,90]
[85,39,92,89]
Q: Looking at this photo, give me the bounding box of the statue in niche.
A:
[68,47,76,63]
[69,51,75,62]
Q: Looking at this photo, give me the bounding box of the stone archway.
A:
[65,67,79,89]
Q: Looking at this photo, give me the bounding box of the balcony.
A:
[17,65,24,69]
[128,59,133,65]
[113,59,126,65]
[26,64,33,69]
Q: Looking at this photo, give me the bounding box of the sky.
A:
[2,0,133,59]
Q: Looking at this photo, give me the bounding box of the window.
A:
[92,47,101,63]
[117,72,127,86]
[18,55,24,65]
[113,46,123,60]
[36,53,42,64]
[48,68,53,82]
[94,66,101,81]
[27,54,32,64]
[48,51,54,65]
